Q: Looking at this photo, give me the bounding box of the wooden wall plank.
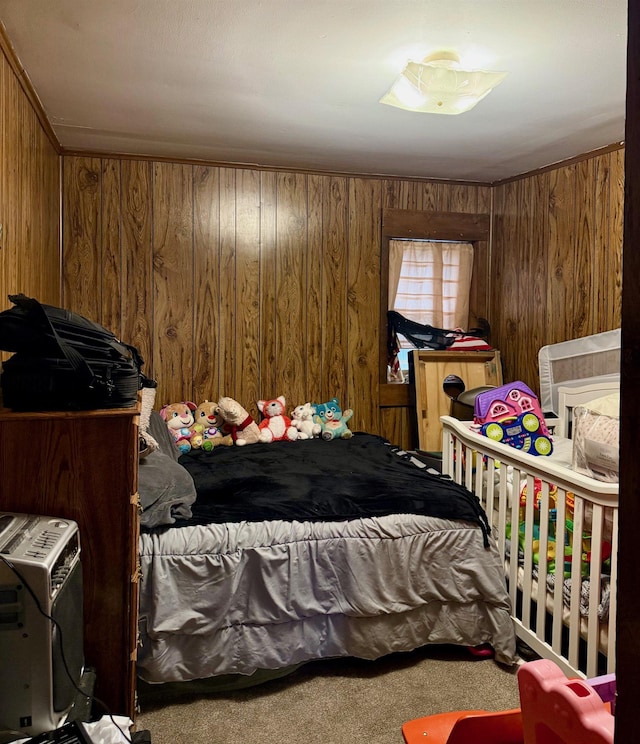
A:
[608,149,624,329]
[62,157,101,320]
[121,159,153,380]
[0,52,4,305]
[193,165,221,403]
[273,172,308,409]
[492,180,520,381]
[347,178,382,432]
[527,173,550,393]
[259,170,277,398]
[419,182,441,211]
[449,183,478,213]
[0,49,60,314]
[306,174,325,403]
[40,124,60,306]
[2,61,20,307]
[547,164,576,345]
[152,162,193,405]
[235,169,261,409]
[0,43,60,373]
[594,153,612,333]
[574,157,596,338]
[101,159,122,335]
[477,185,492,215]
[379,406,412,451]
[322,177,349,404]
[218,168,237,400]
[517,176,533,386]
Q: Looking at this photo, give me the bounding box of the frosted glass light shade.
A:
[380,53,508,115]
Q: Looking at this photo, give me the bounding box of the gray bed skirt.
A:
[137,513,517,684]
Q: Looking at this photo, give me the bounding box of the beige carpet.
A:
[136,645,522,744]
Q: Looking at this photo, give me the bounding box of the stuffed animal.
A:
[217,396,261,446]
[291,402,321,440]
[160,401,198,454]
[313,397,354,441]
[257,396,299,443]
[193,400,234,449]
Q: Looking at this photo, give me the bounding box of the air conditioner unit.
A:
[0,512,84,737]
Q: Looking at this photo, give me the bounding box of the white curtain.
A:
[389,239,474,342]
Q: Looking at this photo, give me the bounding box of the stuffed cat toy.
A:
[313,397,354,441]
[257,395,299,443]
[217,396,261,446]
[291,402,321,440]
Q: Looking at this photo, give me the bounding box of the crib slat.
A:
[551,487,567,658]
[586,503,605,678]
[535,479,552,647]
[607,507,618,672]
[567,496,585,671]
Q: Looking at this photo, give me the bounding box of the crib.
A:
[441,382,619,679]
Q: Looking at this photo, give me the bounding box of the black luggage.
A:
[0,294,145,411]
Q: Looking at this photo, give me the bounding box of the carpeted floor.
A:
[135,645,522,744]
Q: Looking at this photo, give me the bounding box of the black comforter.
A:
[176,433,490,544]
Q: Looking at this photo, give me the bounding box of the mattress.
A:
[136,432,519,683]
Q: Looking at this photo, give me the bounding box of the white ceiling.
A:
[0,0,629,182]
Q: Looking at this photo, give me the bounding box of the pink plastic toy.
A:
[517,659,614,743]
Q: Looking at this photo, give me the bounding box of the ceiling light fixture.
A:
[380,50,508,115]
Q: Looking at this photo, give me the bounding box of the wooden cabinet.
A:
[0,406,140,720]
[411,349,502,451]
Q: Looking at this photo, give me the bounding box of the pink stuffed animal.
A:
[257,396,299,443]
[160,401,197,454]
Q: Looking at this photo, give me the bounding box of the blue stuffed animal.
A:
[313,397,353,441]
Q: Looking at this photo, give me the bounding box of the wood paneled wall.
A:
[491,149,624,394]
[60,149,623,446]
[62,156,490,444]
[0,43,61,316]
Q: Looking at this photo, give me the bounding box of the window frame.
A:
[379,208,491,405]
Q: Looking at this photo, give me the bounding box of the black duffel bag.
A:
[0,294,145,411]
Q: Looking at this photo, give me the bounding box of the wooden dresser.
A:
[0,406,140,720]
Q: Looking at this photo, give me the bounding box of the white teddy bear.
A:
[291,402,322,440]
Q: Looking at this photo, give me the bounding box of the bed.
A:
[441,381,619,679]
[135,411,518,687]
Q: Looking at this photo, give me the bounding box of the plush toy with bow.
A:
[291,402,321,440]
[313,397,354,441]
[160,401,198,454]
[257,395,299,443]
[193,400,234,449]
[217,396,261,446]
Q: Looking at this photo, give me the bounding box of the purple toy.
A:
[474,381,553,456]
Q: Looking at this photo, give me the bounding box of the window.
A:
[379,209,491,393]
[388,239,475,381]
[389,239,474,341]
